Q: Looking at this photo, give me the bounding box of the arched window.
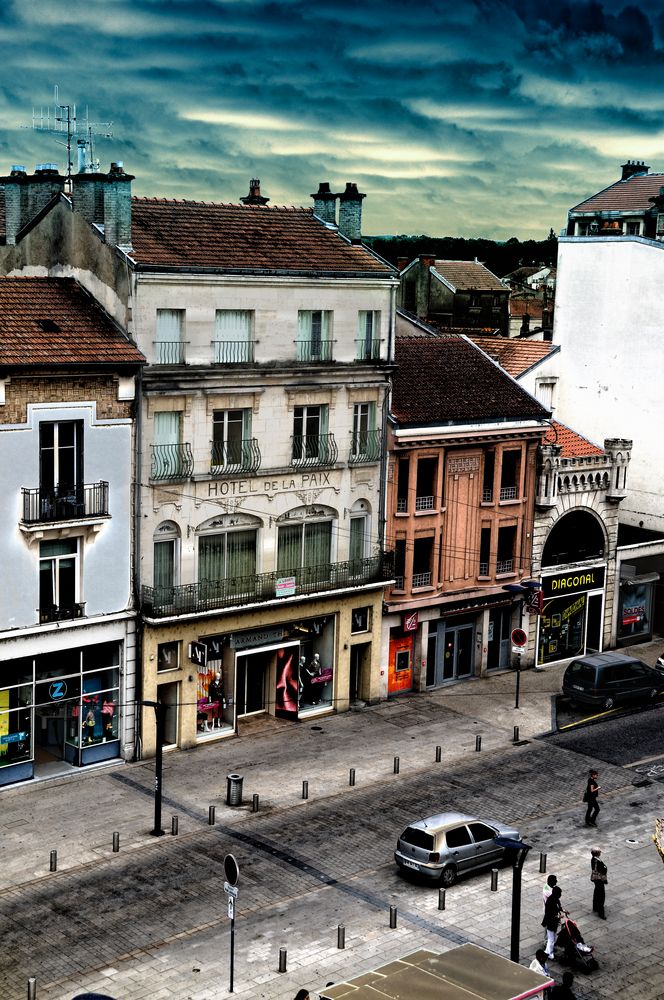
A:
[197,514,261,584]
[348,499,372,572]
[276,504,337,578]
[153,521,180,593]
[542,510,605,567]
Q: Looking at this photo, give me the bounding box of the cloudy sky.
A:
[1,0,663,239]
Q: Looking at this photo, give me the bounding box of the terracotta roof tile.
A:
[545,420,604,458]
[570,173,664,214]
[392,334,549,425]
[432,259,506,292]
[130,199,393,274]
[0,277,144,366]
[469,335,555,377]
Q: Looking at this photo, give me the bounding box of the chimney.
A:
[416,254,436,317]
[396,256,409,272]
[102,161,134,248]
[621,159,650,181]
[240,178,269,205]
[1,163,66,244]
[337,182,365,242]
[311,182,337,225]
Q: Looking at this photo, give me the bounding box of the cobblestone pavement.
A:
[1,653,663,1000]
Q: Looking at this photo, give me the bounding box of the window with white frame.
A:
[212,409,252,471]
[198,527,258,584]
[297,310,332,361]
[349,514,368,571]
[350,402,378,462]
[39,538,79,616]
[152,411,188,480]
[292,404,328,462]
[535,378,557,411]
[214,310,253,363]
[357,311,380,359]
[277,519,333,574]
[625,219,641,236]
[155,309,185,364]
[153,521,180,594]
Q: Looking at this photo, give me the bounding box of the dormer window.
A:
[37,318,61,333]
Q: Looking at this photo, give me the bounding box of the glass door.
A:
[441,625,474,681]
[236,653,267,716]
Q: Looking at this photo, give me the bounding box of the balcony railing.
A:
[21,482,109,524]
[349,429,382,465]
[355,339,381,361]
[479,561,489,576]
[415,495,435,511]
[211,438,261,475]
[154,341,187,365]
[39,602,86,624]
[482,488,493,502]
[142,552,393,618]
[296,339,334,362]
[412,571,432,587]
[496,558,514,573]
[499,486,517,501]
[396,497,408,513]
[393,576,405,590]
[291,433,338,468]
[151,443,194,481]
[213,340,255,364]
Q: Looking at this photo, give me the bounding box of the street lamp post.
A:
[141,700,167,836]
[495,836,531,962]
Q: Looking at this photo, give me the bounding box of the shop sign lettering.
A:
[543,566,605,598]
[208,471,335,499]
[231,628,285,650]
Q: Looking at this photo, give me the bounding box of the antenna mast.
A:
[22,86,113,183]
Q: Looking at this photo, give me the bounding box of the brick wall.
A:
[0,375,133,424]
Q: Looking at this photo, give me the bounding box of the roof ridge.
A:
[132,196,313,213]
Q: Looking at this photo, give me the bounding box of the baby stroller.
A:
[555,913,598,973]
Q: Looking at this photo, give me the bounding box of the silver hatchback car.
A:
[395,811,520,887]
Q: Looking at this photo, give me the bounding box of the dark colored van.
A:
[563,651,664,710]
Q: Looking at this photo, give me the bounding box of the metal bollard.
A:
[112,831,120,853]
[337,923,346,949]
[209,805,216,826]
[389,904,397,929]
[438,888,446,910]
[393,756,400,774]
[49,850,57,873]
[252,793,260,813]
[539,852,547,874]
[475,735,482,752]
[513,725,520,743]
[278,947,287,973]
[171,815,179,836]
[302,780,309,800]
[490,868,498,891]
[349,767,356,786]
[435,745,442,763]
[27,977,37,1000]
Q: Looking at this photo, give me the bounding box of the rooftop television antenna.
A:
[22,85,113,182]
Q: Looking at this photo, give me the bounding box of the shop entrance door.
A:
[35,702,67,761]
[158,682,179,747]
[236,653,267,716]
[441,625,474,681]
[586,593,603,653]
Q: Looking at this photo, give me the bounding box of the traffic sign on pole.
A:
[511,627,527,647]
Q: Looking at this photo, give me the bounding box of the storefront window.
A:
[538,593,586,665]
[618,582,654,641]
[351,607,370,633]
[0,690,32,768]
[157,641,180,672]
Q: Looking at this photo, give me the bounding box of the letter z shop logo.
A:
[49,680,67,701]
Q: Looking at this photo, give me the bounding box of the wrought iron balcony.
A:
[295,339,334,362]
[355,338,381,361]
[415,495,435,511]
[150,443,194,481]
[482,488,493,502]
[154,341,187,365]
[21,483,109,524]
[142,552,394,618]
[210,438,261,475]
[213,340,255,364]
[479,561,489,576]
[349,429,382,465]
[412,571,432,587]
[396,497,408,513]
[499,486,517,501]
[291,433,338,468]
[496,558,514,573]
[39,602,86,624]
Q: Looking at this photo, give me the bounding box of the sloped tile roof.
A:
[545,420,604,457]
[432,259,506,292]
[392,334,549,425]
[570,173,664,214]
[129,199,394,274]
[0,277,144,366]
[467,335,555,377]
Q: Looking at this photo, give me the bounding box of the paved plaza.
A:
[1,655,664,1000]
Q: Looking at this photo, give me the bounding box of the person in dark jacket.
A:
[591,847,607,918]
[542,885,564,959]
[585,769,600,826]
[551,971,576,999]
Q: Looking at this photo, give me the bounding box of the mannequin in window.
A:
[208,670,225,728]
[83,708,96,745]
[303,653,322,705]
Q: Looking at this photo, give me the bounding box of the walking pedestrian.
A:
[550,971,576,999]
[584,769,600,826]
[590,847,607,919]
[293,991,310,1000]
[542,885,564,959]
[543,873,558,908]
[529,948,550,977]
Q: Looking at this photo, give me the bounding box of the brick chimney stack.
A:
[621,160,650,181]
[311,182,337,225]
[337,182,365,242]
[240,179,270,205]
[1,164,66,245]
[102,162,134,248]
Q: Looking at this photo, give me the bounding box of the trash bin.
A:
[226,773,244,807]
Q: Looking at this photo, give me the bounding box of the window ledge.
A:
[496,571,518,580]
[498,498,523,506]
[480,501,495,507]
[412,585,435,594]
[477,575,491,582]
[19,518,107,548]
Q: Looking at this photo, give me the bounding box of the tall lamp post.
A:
[495,836,531,962]
[141,700,167,836]
[501,580,541,708]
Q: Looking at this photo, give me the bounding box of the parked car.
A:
[395,812,520,886]
[562,651,664,710]
[656,654,664,673]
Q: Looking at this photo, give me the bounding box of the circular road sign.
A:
[224,853,239,887]
[511,628,528,647]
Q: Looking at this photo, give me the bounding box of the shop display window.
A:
[157,641,180,672]
[351,607,370,633]
[196,663,228,734]
[0,689,32,767]
[296,634,334,713]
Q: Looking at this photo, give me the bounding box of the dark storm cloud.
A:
[1,0,664,237]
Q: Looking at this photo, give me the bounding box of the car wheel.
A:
[440,865,457,888]
[603,696,614,710]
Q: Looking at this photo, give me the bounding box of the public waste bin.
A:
[226,773,244,806]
